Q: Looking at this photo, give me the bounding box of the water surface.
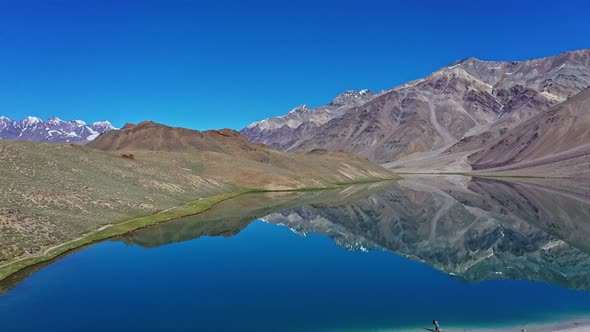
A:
[1,176,590,331]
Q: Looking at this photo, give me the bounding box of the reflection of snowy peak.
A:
[262,209,376,252]
[0,116,116,143]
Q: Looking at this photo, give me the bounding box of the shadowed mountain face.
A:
[120,176,590,291]
[242,49,590,167]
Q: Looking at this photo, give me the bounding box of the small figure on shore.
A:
[433,319,441,332]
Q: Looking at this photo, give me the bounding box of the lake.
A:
[1,175,590,331]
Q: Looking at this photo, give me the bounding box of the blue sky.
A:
[0,0,588,130]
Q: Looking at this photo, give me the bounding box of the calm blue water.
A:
[1,220,590,332]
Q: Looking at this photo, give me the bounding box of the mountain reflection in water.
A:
[123,176,590,291]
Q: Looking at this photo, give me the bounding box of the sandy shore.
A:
[505,320,590,332]
[446,318,590,332]
[326,319,590,332]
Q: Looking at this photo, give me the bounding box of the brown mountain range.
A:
[87,120,395,190]
[242,49,590,177]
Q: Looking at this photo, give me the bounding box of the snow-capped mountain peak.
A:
[0,116,117,143]
[329,89,376,106]
[91,120,115,128]
[0,116,9,130]
[47,116,64,125]
[288,104,310,114]
[24,116,42,124]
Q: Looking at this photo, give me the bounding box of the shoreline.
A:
[0,190,245,282]
[0,178,397,283]
[448,317,590,332]
[328,318,590,332]
[394,172,548,179]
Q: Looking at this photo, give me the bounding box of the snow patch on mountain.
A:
[25,116,42,124]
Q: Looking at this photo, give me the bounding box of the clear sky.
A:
[0,0,588,130]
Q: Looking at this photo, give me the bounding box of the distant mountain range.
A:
[4,49,590,177]
[241,49,590,177]
[0,116,116,143]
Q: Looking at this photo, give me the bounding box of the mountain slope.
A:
[0,116,115,143]
[242,49,590,165]
[88,120,395,189]
[468,87,590,177]
[240,89,377,150]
